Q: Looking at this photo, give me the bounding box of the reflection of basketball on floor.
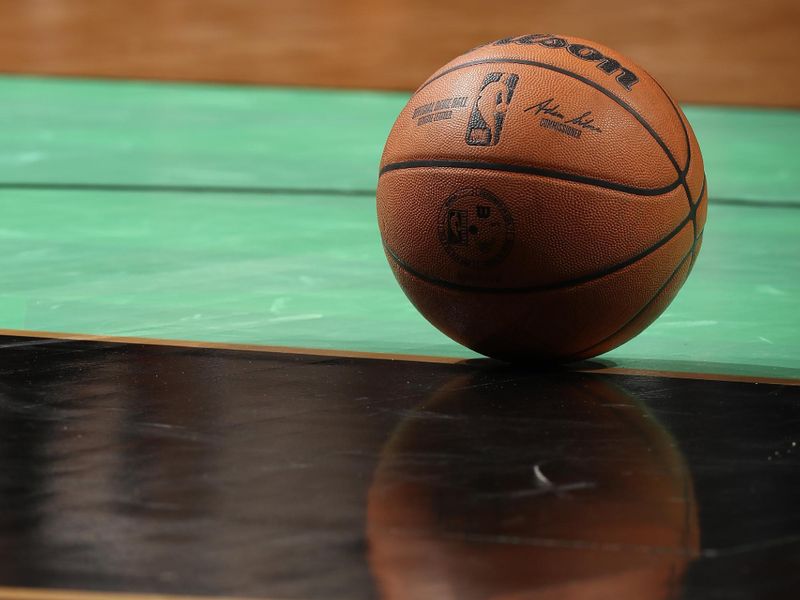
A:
[367,373,699,600]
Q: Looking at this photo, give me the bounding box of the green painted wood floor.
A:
[1,76,798,379]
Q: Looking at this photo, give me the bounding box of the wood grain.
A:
[0,0,797,105]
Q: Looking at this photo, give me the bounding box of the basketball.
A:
[377,33,707,361]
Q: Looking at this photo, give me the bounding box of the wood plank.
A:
[0,0,797,105]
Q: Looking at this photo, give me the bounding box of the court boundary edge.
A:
[0,328,797,386]
[0,586,270,600]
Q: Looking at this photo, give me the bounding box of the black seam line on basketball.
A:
[694,174,707,211]
[567,230,702,360]
[0,182,376,197]
[692,174,707,240]
[690,231,705,267]
[5,181,797,209]
[695,175,707,210]
[379,160,682,197]
[416,57,694,228]
[627,71,694,234]
[385,175,705,295]
[689,231,705,271]
[651,76,691,176]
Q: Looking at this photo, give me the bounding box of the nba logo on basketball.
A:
[465,72,519,146]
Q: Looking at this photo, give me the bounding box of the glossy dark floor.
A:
[0,335,798,600]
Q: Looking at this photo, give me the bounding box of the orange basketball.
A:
[376,34,707,361]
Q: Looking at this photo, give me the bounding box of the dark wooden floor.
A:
[0,0,798,105]
[0,335,798,599]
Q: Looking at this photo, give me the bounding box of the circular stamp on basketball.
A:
[437,188,514,268]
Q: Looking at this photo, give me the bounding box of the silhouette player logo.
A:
[466,72,519,146]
